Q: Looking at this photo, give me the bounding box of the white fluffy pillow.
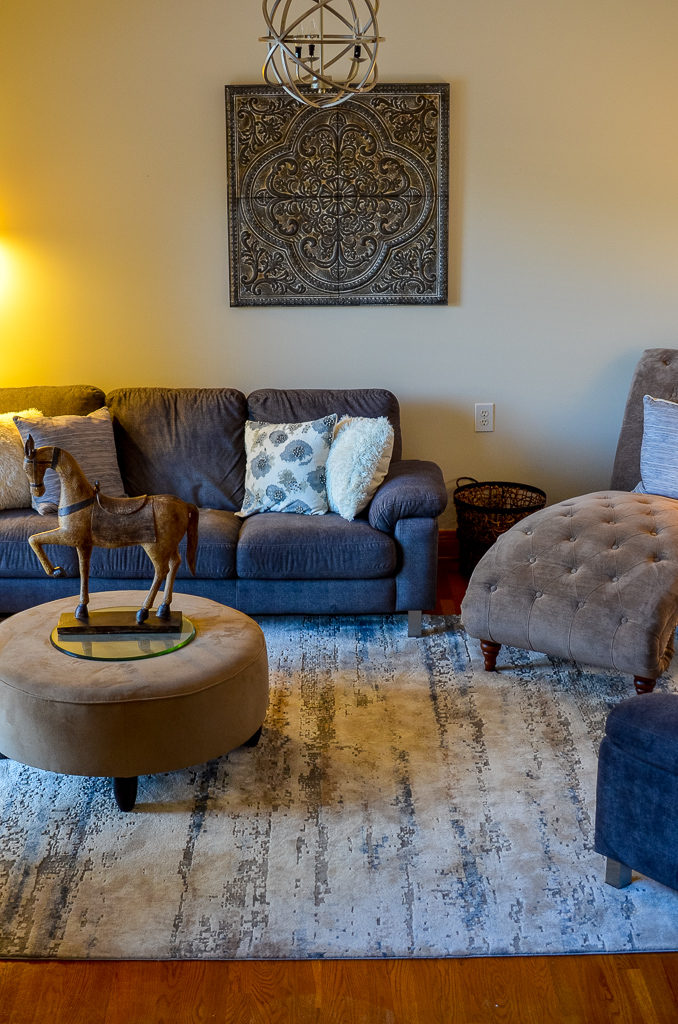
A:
[0,408,42,510]
[326,416,394,521]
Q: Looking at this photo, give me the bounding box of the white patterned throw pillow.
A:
[0,408,42,510]
[236,415,337,517]
[326,416,394,521]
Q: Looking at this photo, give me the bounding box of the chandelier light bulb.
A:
[261,0,384,109]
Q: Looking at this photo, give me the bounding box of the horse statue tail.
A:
[186,504,199,576]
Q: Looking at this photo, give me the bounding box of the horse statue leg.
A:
[74,542,92,620]
[156,547,182,620]
[135,559,167,624]
[28,530,67,579]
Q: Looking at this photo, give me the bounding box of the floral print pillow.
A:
[236,415,337,517]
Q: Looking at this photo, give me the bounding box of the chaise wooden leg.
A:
[480,639,501,672]
[634,676,657,694]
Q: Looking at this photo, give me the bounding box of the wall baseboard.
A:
[438,529,458,561]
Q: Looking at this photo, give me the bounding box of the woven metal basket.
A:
[453,477,546,577]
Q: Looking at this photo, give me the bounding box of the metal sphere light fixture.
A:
[261,0,384,109]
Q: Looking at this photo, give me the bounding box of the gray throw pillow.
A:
[637,394,678,500]
[13,407,125,514]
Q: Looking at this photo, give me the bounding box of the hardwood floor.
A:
[2,954,678,1023]
[1,543,676,1023]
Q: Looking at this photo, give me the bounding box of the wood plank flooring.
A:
[1,544,676,1023]
[2,953,678,1023]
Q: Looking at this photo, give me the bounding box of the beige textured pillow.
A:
[0,409,42,510]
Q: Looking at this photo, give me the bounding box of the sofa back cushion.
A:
[0,385,105,417]
[106,388,247,510]
[246,389,402,462]
[611,348,678,490]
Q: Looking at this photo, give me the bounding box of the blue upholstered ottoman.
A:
[595,693,678,890]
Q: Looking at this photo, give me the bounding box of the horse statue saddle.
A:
[95,488,149,516]
[92,485,156,544]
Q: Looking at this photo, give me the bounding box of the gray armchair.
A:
[461,348,678,692]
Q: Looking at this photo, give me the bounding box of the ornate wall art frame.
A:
[225,83,449,306]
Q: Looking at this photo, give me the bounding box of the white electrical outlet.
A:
[474,402,495,432]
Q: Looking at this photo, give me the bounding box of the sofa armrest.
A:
[368,460,448,533]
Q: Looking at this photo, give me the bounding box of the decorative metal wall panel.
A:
[225,83,449,306]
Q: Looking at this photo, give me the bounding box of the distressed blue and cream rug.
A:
[1,614,677,960]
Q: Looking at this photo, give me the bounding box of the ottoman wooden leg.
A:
[113,776,138,812]
[634,676,657,694]
[480,640,501,672]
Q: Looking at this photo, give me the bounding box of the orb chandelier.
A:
[260,0,384,109]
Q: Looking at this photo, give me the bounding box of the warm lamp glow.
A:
[0,244,11,305]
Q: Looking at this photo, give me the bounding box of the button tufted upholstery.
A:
[461,349,678,691]
[462,491,678,681]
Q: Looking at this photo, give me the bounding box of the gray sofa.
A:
[0,385,447,633]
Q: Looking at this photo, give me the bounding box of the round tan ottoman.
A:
[0,591,269,810]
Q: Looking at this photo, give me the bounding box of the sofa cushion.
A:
[236,416,336,517]
[0,385,105,418]
[0,409,41,510]
[14,407,125,515]
[0,507,240,581]
[106,388,247,511]
[247,389,403,462]
[637,395,678,499]
[0,510,80,577]
[236,512,397,579]
[326,416,394,521]
[368,460,449,533]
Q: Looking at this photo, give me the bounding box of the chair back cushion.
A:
[611,348,678,490]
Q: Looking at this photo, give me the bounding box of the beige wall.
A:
[2,0,678,526]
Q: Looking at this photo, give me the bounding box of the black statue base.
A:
[57,609,183,636]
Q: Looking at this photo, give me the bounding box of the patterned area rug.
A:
[1,614,677,960]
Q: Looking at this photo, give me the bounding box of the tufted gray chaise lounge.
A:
[461,348,678,692]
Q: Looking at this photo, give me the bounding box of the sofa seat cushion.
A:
[236,512,397,580]
[0,508,240,581]
[0,510,74,578]
[106,388,247,511]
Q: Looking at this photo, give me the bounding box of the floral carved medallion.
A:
[225,84,449,305]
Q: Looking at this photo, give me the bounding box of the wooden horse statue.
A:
[23,435,199,624]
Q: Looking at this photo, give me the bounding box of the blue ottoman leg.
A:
[605,858,632,888]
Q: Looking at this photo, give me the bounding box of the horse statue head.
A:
[23,434,58,497]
